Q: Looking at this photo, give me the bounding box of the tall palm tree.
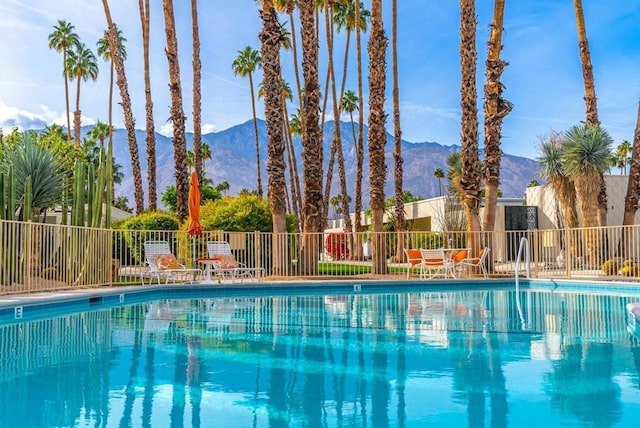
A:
[162,0,189,223]
[48,20,79,142]
[137,0,158,210]
[367,0,388,274]
[433,168,445,197]
[298,0,323,275]
[333,0,370,108]
[260,0,288,275]
[191,0,203,190]
[101,0,145,214]
[232,46,264,198]
[459,0,482,253]
[88,121,110,149]
[66,43,98,148]
[97,28,125,215]
[562,124,612,263]
[352,0,368,261]
[96,27,126,149]
[536,133,579,229]
[624,103,640,225]
[321,0,353,247]
[201,142,212,172]
[615,140,632,175]
[482,0,512,233]
[574,0,607,226]
[342,90,358,145]
[273,1,305,123]
[391,0,406,263]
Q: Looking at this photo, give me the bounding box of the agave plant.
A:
[1,131,64,220]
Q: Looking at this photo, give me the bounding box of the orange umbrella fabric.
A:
[188,171,202,236]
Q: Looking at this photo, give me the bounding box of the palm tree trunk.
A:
[108,61,115,205]
[248,71,264,198]
[102,0,145,214]
[368,0,388,274]
[63,48,72,142]
[74,75,82,148]
[163,0,189,223]
[260,0,289,275]
[282,99,301,226]
[191,0,203,189]
[392,0,406,263]
[353,0,365,261]
[623,99,640,225]
[482,0,512,235]
[299,0,323,275]
[139,0,157,210]
[460,0,482,253]
[574,0,607,226]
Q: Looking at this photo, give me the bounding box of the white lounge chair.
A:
[404,248,427,278]
[143,240,201,285]
[419,248,456,279]
[204,241,265,282]
[456,247,490,278]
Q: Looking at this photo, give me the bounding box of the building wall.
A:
[526,175,640,227]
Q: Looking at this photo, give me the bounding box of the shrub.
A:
[411,232,444,250]
[121,211,179,264]
[601,259,618,276]
[621,265,640,277]
[623,259,635,268]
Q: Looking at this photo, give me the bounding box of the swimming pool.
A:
[1,281,640,427]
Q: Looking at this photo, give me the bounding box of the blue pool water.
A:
[1,284,640,427]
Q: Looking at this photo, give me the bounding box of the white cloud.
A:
[201,123,217,134]
[159,123,173,137]
[0,101,96,131]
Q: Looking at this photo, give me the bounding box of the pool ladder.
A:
[515,237,530,330]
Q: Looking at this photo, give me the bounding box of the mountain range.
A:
[108,119,540,209]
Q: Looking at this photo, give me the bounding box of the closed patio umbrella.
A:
[188,171,202,267]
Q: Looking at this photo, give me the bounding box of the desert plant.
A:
[621,265,640,277]
[601,258,618,276]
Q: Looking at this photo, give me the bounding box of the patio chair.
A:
[404,248,426,279]
[419,248,455,279]
[456,247,490,278]
[143,240,201,285]
[205,241,265,282]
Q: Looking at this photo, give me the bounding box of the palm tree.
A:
[482,0,512,233]
[259,0,288,275]
[562,124,612,263]
[48,20,79,142]
[536,133,579,229]
[573,0,607,226]
[88,121,111,149]
[66,43,98,148]
[101,0,145,214]
[162,0,189,223]
[232,46,264,198]
[96,27,126,149]
[298,0,323,275]
[137,0,158,210]
[459,0,482,253]
[433,168,445,197]
[624,102,640,225]
[615,140,632,175]
[352,0,367,261]
[201,142,212,172]
[391,0,406,263]
[333,0,370,108]
[191,0,203,190]
[367,0,388,274]
[321,1,353,248]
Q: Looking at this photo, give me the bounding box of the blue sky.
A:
[0,0,639,159]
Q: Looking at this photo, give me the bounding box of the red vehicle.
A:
[325,233,350,260]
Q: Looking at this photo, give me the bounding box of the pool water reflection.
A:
[1,287,640,427]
